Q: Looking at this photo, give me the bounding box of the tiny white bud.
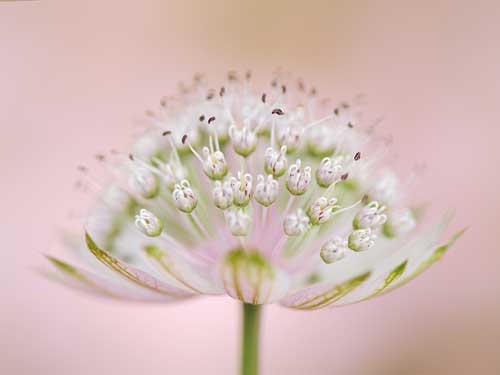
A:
[264,145,288,178]
[230,172,253,207]
[254,174,279,207]
[229,125,258,157]
[201,147,228,180]
[306,125,337,157]
[135,209,163,237]
[283,208,310,236]
[348,228,376,252]
[172,180,198,213]
[320,237,347,264]
[383,208,416,238]
[277,125,302,153]
[307,196,339,225]
[157,160,186,191]
[225,208,252,236]
[129,167,159,199]
[353,201,387,230]
[286,159,312,196]
[316,156,344,188]
[212,180,233,210]
[371,171,399,203]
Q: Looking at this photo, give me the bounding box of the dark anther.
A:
[162,130,172,136]
[281,85,287,94]
[272,108,284,115]
[193,73,203,82]
[261,93,267,103]
[182,135,188,144]
[298,80,305,91]
[206,91,214,100]
[341,173,349,181]
[333,108,339,115]
[160,98,167,107]
[95,154,105,162]
[347,122,354,128]
[208,116,216,124]
[354,152,361,161]
[128,154,135,161]
[362,194,369,204]
[219,86,225,97]
[245,70,252,80]
[199,115,205,122]
[271,80,277,88]
[228,71,237,81]
[310,87,317,96]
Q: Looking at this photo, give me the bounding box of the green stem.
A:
[241,303,262,375]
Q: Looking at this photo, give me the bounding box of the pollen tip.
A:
[182,134,188,144]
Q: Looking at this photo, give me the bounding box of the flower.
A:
[47,71,463,310]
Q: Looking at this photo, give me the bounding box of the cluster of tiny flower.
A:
[76,71,417,268]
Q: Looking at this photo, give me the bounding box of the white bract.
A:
[50,71,462,310]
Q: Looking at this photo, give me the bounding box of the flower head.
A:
[48,71,463,309]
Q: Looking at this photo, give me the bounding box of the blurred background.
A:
[1,0,499,374]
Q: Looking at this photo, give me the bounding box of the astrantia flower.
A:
[47,71,463,375]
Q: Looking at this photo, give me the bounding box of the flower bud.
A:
[129,167,159,199]
[277,125,302,154]
[348,228,376,252]
[383,208,416,238]
[225,208,252,236]
[286,159,312,196]
[135,209,163,237]
[307,196,339,225]
[264,145,288,178]
[157,160,186,191]
[230,172,253,207]
[284,209,310,236]
[229,125,258,157]
[254,174,279,207]
[172,180,198,213]
[320,237,347,264]
[201,147,228,180]
[212,180,233,210]
[353,201,387,230]
[315,156,344,188]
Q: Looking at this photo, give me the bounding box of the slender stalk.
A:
[241,303,262,375]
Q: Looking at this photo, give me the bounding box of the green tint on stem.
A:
[241,303,262,375]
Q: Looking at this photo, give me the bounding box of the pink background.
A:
[1,1,499,374]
